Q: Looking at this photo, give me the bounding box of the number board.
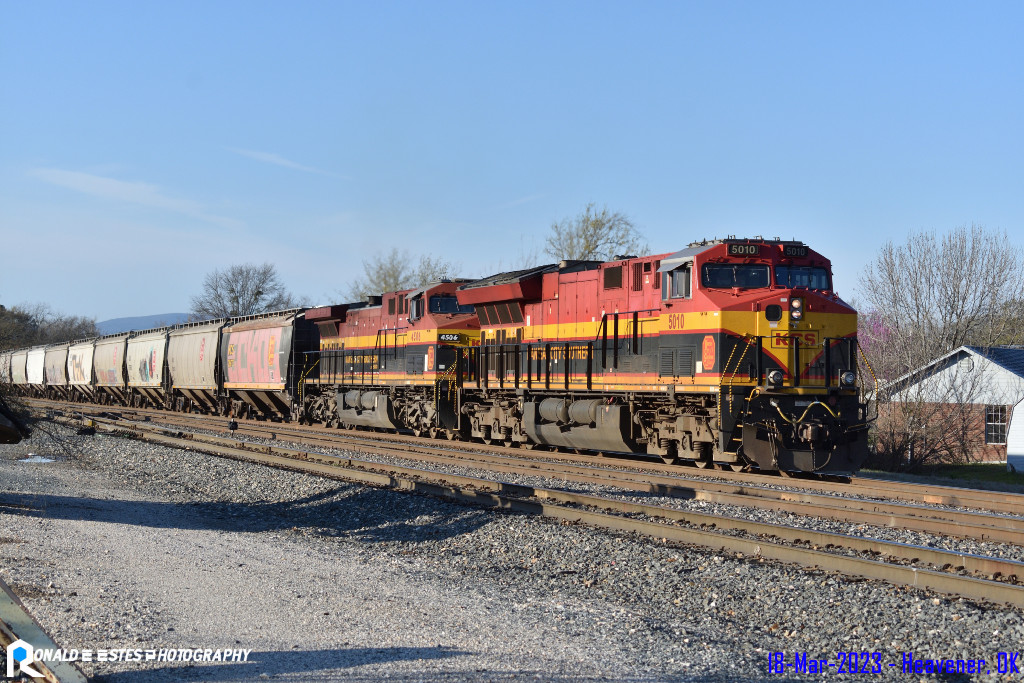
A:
[783,245,808,258]
[728,244,761,256]
[438,333,461,343]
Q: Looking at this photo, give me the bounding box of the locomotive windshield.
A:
[429,295,475,314]
[701,264,770,289]
[774,266,830,290]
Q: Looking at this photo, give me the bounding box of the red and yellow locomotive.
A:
[301,280,480,438]
[300,237,868,475]
[453,238,867,474]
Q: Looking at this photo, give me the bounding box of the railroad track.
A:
[37,402,1024,547]
[41,408,1024,607]
[31,398,1024,518]
[148,420,1024,545]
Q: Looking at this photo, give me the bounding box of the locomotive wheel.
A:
[693,443,714,469]
[428,426,440,439]
[661,454,680,465]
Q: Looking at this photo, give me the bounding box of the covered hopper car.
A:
[5,310,317,421]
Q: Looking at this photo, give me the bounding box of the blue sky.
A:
[2,1,1021,321]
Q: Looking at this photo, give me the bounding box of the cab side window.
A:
[663,265,691,300]
[409,298,424,321]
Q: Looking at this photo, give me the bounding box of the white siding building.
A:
[885,346,1024,464]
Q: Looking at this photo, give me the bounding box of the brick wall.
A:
[875,401,1007,464]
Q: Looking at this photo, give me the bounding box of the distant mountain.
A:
[96,313,191,335]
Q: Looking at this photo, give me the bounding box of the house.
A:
[884,346,1024,463]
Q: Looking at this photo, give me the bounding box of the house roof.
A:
[965,345,1024,378]
[883,345,1024,398]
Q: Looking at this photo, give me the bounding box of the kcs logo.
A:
[771,332,818,348]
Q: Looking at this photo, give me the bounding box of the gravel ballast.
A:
[1,422,1023,681]
[176,423,1024,567]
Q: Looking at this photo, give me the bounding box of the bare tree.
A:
[0,303,98,350]
[860,224,1024,381]
[858,225,1024,470]
[343,248,456,301]
[42,312,100,343]
[0,301,93,442]
[544,203,647,262]
[190,263,305,320]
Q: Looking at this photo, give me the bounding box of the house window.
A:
[985,405,1009,445]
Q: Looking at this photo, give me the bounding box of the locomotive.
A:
[0,237,869,476]
[299,280,479,437]
[297,237,868,475]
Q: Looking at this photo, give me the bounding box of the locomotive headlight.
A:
[767,369,784,385]
[841,371,856,386]
[790,297,804,321]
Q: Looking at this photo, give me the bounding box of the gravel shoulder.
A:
[1,422,1023,682]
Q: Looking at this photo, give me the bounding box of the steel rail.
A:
[66,414,1024,607]
[31,398,1024,515]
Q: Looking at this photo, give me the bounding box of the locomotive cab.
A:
[655,238,867,474]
